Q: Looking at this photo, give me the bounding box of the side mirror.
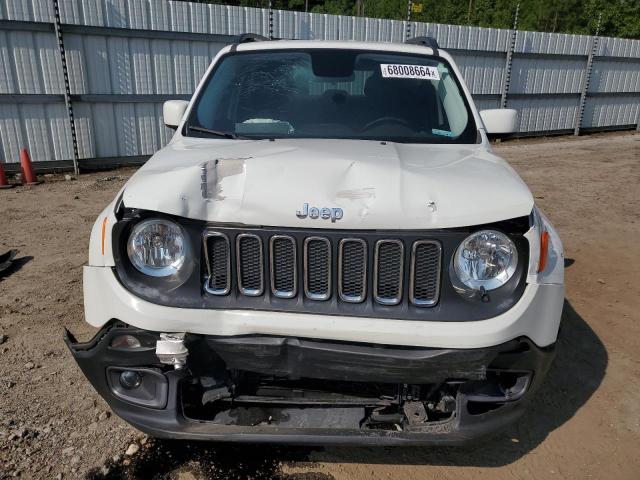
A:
[163,100,189,130]
[480,109,518,139]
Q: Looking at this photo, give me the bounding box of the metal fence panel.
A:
[510,56,585,94]
[451,52,505,95]
[0,102,73,162]
[472,95,501,111]
[1,0,639,166]
[1,0,53,22]
[414,24,509,52]
[1,29,63,94]
[510,95,579,132]
[515,31,591,56]
[583,95,640,128]
[78,100,175,158]
[598,36,640,58]
[591,58,640,93]
[0,31,17,93]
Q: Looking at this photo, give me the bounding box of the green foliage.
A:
[199,0,640,38]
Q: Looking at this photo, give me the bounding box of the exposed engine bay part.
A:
[202,385,232,405]
[403,401,428,424]
[185,374,461,430]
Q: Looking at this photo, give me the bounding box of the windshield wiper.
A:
[188,125,241,139]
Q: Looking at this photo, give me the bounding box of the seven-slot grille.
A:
[203,232,442,307]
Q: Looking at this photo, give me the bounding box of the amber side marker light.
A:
[538,231,550,273]
[101,217,108,255]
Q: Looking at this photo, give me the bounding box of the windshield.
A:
[187,49,477,144]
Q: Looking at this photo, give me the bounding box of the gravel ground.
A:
[0,131,639,479]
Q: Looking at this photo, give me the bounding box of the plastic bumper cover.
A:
[65,322,555,446]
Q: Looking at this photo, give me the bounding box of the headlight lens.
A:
[127,219,187,277]
[453,230,518,291]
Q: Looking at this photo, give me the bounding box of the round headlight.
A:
[453,230,518,291]
[127,219,187,277]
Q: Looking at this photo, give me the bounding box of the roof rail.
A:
[405,36,439,55]
[233,33,270,44]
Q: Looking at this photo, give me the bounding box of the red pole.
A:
[19,148,40,185]
[0,162,12,189]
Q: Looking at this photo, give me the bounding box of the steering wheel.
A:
[362,116,412,131]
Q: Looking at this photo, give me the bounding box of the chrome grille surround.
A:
[373,239,405,306]
[409,240,442,307]
[303,236,331,301]
[269,235,297,299]
[236,233,264,296]
[338,238,367,303]
[202,231,231,295]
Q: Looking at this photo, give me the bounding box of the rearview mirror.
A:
[480,109,518,139]
[163,100,189,130]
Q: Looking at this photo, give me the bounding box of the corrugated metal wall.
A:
[0,0,639,168]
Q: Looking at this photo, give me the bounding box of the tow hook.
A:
[155,333,188,369]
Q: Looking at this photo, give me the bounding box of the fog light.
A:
[111,334,142,350]
[119,370,142,390]
[107,367,168,409]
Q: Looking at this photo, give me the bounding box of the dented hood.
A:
[122,138,533,229]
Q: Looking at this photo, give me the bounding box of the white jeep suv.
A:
[66,35,564,445]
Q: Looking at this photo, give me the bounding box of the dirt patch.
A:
[0,132,639,479]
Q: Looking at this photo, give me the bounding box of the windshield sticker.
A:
[380,64,440,81]
[432,128,453,137]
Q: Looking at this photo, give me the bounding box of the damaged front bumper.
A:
[65,322,554,445]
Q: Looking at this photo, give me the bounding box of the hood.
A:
[122,138,533,230]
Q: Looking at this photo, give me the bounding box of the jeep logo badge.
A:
[296,203,344,223]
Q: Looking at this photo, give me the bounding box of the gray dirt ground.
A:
[0,131,639,479]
